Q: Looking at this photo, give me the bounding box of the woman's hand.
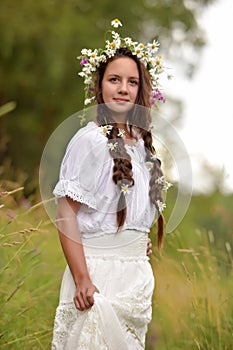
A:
[74,276,100,311]
[146,237,152,256]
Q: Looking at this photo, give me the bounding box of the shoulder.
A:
[67,121,105,152]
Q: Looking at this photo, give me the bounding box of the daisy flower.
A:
[146,162,154,171]
[107,142,118,151]
[111,18,122,28]
[100,125,113,136]
[156,200,166,213]
[151,154,157,161]
[121,184,130,195]
[118,129,125,138]
[155,176,165,185]
[84,98,92,105]
[163,181,173,191]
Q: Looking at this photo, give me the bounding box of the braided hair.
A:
[95,48,165,249]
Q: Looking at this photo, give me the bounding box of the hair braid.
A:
[142,129,165,249]
[105,123,134,230]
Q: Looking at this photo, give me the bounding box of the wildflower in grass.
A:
[225,241,231,252]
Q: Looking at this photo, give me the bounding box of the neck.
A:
[111,113,127,125]
[117,123,136,141]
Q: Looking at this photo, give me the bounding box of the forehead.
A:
[105,57,139,77]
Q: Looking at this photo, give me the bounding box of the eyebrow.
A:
[107,74,139,80]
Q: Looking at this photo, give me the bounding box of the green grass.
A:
[0,187,232,349]
[147,229,233,349]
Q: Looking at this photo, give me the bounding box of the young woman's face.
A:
[101,57,140,119]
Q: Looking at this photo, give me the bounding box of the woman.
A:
[51,19,170,350]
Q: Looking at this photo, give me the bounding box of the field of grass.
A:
[0,185,232,349]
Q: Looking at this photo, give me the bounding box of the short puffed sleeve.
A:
[53,122,108,209]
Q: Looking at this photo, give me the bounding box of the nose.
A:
[118,80,128,94]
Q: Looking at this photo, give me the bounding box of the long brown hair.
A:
[95,48,165,249]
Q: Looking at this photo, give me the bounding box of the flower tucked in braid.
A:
[141,129,165,249]
[95,48,167,249]
[96,104,135,230]
[107,124,134,229]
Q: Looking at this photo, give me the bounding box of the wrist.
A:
[74,273,91,286]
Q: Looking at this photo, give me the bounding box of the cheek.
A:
[132,86,139,100]
[102,83,117,103]
[102,90,110,104]
[101,82,108,101]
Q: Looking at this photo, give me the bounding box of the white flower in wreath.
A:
[105,47,116,58]
[112,31,120,40]
[84,76,93,85]
[84,98,92,105]
[146,40,160,53]
[124,37,133,46]
[111,19,122,28]
[133,43,145,58]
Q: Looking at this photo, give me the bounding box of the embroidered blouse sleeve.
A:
[53,125,102,209]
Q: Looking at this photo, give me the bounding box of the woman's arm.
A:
[56,196,99,311]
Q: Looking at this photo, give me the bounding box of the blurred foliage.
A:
[0,0,216,188]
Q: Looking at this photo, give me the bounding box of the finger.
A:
[81,289,94,309]
[73,296,81,310]
[74,294,86,311]
[86,286,100,307]
[148,249,152,256]
[86,293,94,307]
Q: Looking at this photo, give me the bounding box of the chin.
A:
[105,101,134,115]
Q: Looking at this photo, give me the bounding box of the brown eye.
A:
[129,79,139,85]
[109,77,119,82]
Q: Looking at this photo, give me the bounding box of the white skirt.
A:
[51,230,154,350]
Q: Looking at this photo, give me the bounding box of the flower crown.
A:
[77,18,168,107]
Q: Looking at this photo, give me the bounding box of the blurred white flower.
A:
[111,19,122,28]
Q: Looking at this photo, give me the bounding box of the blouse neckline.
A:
[89,121,141,147]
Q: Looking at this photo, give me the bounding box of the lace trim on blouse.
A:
[53,179,97,209]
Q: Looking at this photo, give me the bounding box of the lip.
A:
[113,98,129,102]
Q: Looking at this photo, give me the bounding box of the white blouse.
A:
[53,121,156,237]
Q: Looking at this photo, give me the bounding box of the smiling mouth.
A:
[113,98,129,102]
